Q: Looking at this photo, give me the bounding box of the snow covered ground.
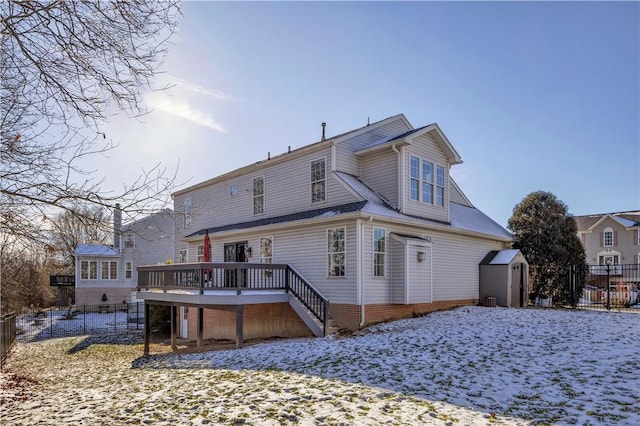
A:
[2,306,639,425]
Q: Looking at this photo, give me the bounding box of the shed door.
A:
[511,263,525,308]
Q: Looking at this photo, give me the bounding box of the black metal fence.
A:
[16,303,144,342]
[1,312,17,363]
[567,264,640,312]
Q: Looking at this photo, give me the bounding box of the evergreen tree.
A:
[508,191,587,304]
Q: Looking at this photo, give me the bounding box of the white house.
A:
[74,206,174,306]
[137,114,513,349]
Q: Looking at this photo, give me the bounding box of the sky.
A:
[94,1,639,228]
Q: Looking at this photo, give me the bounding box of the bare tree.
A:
[0,1,182,248]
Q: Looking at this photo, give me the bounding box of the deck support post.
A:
[143,302,150,356]
[197,307,204,347]
[170,305,177,350]
[236,304,244,349]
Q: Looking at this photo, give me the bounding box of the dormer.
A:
[354,122,462,223]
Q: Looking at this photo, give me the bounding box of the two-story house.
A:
[576,210,640,267]
[137,114,514,350]
[74,205,174,306]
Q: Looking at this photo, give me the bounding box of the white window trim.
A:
[310,157,327,204]
[603,227,614,247]
[260,236,274,278]
[125,261,133,279]
[122,233,135,249]
[253,176,265,215]
[327,227,346,278]
[409,155,420,201]
[229,183,238,197]
[184,197,192,229]
[408,154,445,208]
[373,227,386,278]
[436,165,445,207]
[81,260,98,280]
[197,245,204,262]
[101,261,118,280]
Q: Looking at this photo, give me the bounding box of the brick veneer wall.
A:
[331,299,479,330]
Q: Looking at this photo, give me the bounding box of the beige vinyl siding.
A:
[335,118,411,175]
[402,134,450,222]
[390,237,405,303]
[450,179,472,207]
[186,221,359,304]
[173,147,359,238]
[583,219,633,265]
[431,232,504,301]
[361,149,399,208]
[407,244,432,303]
[361,221,504,304]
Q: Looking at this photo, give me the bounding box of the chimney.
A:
[321,122,326,141]
[113,203,122,250]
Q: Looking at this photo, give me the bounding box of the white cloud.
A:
[168,76,237,102]
[146,93,225,133]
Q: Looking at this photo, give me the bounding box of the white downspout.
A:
[357,219,364,327]
[392,144,402,211]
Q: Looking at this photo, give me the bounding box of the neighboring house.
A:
[138,113,513,347]
[74,206,174,306]
[575,211,640,267]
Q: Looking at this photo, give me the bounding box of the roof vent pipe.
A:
[267,152,271,160]
[321,122,326,141]
[288,146,291,153]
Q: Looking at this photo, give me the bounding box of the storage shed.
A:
[480,249,529,307]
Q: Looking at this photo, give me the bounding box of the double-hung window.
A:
[422,160,434,204]
[436,165,445,207]
[81,260,98,280]
[253,176,264,215]
[603,228,614,247]
[373,227,385,277]
[410,156,420,201]
[327,228,345,277]
[183,197,192,228]
[197,245,204,262]
[125,262,133,279]
[311,158,326,203]
[101,261,117,280]
[409,155,445,207]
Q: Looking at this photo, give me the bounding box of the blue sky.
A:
[97,1,639,228]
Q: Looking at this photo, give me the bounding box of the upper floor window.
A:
[409,155,445,207]
[122,232,135,248]
[327,227,345,277]
[80,260,98,280]
[410,156,420,201]
[125,261,133,279]
[229,183,237,197]
[183,197,192,228]
[603,227,614,247]
[311,158,326,203]
[436,165,445,207]
[197,245,204,262]
[253,176,264,215]
[373,227,385,277]
[101,261,117,280]
[422,160,434,204]
[637,230,640,246]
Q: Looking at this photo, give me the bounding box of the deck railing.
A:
[138,263,329,333]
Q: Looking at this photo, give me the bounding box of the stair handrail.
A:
[286,265,329,336]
